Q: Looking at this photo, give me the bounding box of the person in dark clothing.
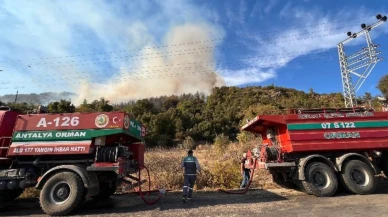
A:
[181,149,201,202]
[240,153,250,188]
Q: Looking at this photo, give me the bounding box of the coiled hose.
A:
[218,158,258,194]
[135,165,164,205]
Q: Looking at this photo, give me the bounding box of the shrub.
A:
[145,150,184,190]
[182,136,195,150]
[214,134,230,155]
[236,131,262,156]
[195,168,213,189]
[136,144,275,192]
[209,159,241,189]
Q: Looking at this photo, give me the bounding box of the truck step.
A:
[265,162,296,168]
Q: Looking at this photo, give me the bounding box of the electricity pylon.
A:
[337,14,387,108]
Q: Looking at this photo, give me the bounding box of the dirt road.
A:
[2,184,388,217]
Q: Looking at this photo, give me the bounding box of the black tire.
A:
[294,180,316,195]
[302,162,338,197]
[39,172,85,216]
[92,182,117,201]
[271,173,298,189]
[340,160,376,195]
[299,180,315,195]
[0,189,24,205]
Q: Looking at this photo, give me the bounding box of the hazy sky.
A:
[0,0,387,103]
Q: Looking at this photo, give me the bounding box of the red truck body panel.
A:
[0,111,146,158]
[242,110,388,153]
[0,111,20,159]
[128,143,145,166]
[14,112,145,135]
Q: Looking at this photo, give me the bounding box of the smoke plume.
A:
[73,24,225,104]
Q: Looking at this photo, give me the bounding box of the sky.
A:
[0,0,387,104]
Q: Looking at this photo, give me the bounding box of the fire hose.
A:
[218,158,258,194]
[134,165,165,205]
[132,158,258,202]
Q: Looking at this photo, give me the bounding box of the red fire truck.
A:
[242,107,388,197]
[0,106,146,215]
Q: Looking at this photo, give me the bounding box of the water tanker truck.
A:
[242,107,388,196]
[0,106,146,215]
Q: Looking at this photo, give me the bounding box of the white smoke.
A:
[73,24,225,104]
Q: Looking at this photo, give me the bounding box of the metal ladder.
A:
[0,137,11,160]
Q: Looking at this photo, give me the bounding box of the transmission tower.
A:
[337,14,387,108]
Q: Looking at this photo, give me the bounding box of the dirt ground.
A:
[2,182,388,217]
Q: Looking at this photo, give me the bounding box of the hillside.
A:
[5,84,387,196]
[0,92,76,104]
[1,85,381,147]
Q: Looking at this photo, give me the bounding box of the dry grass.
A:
[20,142,276,199]
[144,142,274,191]
[20,187,40,199]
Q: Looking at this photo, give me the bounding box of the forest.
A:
[2,74,388,147]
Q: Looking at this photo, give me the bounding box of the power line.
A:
[19,31,345,70]
[1,50,339,86]
[4,50,337,80]
[1,16,377,92]
[0,15,372,63]
[16,24,358,66]
[0,55,339,87]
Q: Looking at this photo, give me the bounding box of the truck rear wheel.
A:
[302,162,338,197]
[340,160,376,195]
[39,171,85,216]
[295,181,313,194]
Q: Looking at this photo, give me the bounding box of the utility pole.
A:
[337,14,387,108]
[14,90,18,103]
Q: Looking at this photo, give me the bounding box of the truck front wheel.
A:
[40,171,85,216]
[302,162,338,197]
[340,160,376,195]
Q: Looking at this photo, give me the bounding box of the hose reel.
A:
[96,146,133,163]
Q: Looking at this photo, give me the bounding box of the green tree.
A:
[7,102,35,114]
[182,136,195,150]
[48,99,75,113]
[309,88,314,95]
[363,92,372,107]
[94,98,113,112]
[241,104,283,124]
[76,99,95,112]
[126,99,157,116]
[377,75,388,97]
[214,134,230,155]
[76,98,113,112]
